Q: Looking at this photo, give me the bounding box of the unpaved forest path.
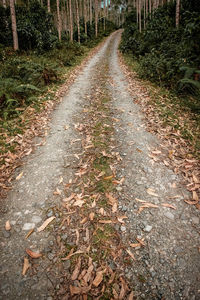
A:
[0,31,199,300]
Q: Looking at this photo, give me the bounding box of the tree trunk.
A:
[90,0,92,25]
[10,0,19,51]
[3,0,6,8]
[139,0,141,32]
[69,0,73,41]
[75,0,80,43]
[47,0,51,12]
[176,0,180,27]
[95,0,98,37]
[103,0,106,31]
[56,0,61,41]
[84,0,88,35]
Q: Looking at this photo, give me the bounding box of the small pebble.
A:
[121,226,126,232]
[191,216,199,225]
[164,212,175,220]
[3,230,11,238]
[144,225,153,232]
[31,216,42,224]
[22,223,35,231]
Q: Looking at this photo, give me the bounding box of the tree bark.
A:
[75,0,80,43]
[84,0,88,35]
[139,0,141,32]
[103,0,106,31]
[90,0,92,25]
[3,0,6,8]
[10,0,19,51]
[47,0,51,12]
[56,0,61,41]
[176,0,180,27]
[69,0,73,41]
[95,0,98,37]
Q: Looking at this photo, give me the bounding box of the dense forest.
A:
[120,0,200,98]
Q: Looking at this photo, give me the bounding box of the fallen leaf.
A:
[37,216,55,232]
[22,257,30,276]
[25,228,34,239]
[93,271,103,287]
[71,257,81,280]
[112,202,118,213]
[104,175,114,180]
[147,188,158,197]
[80,217,87,224]
[128,291,134,300]
[119,277,129,299]
[161,203,176,210]
[53,188,61,195]
[130,243,140,248]
[184,199,198,205]
[59,176,63,184]
[62,249,84,261]
[126,249,136,260]
[73,200,85,207]
[117,216,128,223]
[26,249,42,258]
[193,191,199,201]
[138,202,159,214]
[5,220,11,231]
[89,212,95,221]
[16,172,23,180]
[99,219,113,224]
[70,285,91,295]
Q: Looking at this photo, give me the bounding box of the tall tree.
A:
[56,0,61,41]
[75,0,80,43]
[176,0,180,27]
[47,0,51,12]
[95,0,98,37]
[10,0,19,50]
[69,0,73,41]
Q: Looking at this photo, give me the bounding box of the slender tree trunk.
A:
[176,0,180,27]
[149,0,152,17]
[69,0,73,41]
[103,0,106,31]
[75,0,80,43]
[90,0,92,25]
[139,0,141,32]
[10,0,19,51]
[84,0,88,35]
[95,0,98,37]
[3,0,6,8]
[144,0,146,29]
[56,0,61,41]
[47,0,51,12]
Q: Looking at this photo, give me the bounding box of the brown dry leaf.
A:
[126,249,136,261]
[112,202,118,213]
[37,216,55,232]
[193,191,199,201]
[75,229,80,245]
[22,257,30,276]
[130,243,140,248]
[63,193,76,202]
[73,200,85,207]
[80,217,88,224]
[162,203,176,210]
[128,291,134,300]
[147,188,158,197]
[99,207,106,216]
[70,285,91,295]
[112,177,125,185]
[193,174,199,184]
[119,277,129,299]
[64,125,69,130]
[59,176,63,184]
[184,199,198,205]
[53,188,61,195]
[99,219,113,224]
[25,228,34,239]
[91,199,96,208]
[136,237,145,246]
[93,271,103,287]
[83,264,94,283]
[106,193,117,205]
[16,172,23,181]
[138,203,159,214]
[89,212,95,221]
[62,249,84,261]
[26,249,42,259]
[104,175,114,180]
[5,220,11,231]
[117,216,128,223]
[71,257,81,280]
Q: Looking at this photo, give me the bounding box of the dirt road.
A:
[0,31,199,300]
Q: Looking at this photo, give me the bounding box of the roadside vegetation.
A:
[0,1,117,157]
[120,0,200,157]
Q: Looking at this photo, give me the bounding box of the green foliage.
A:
[120,0,200,97]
